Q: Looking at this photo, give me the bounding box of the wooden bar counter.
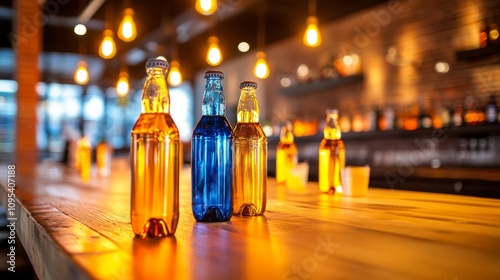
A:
[1,158,499,279]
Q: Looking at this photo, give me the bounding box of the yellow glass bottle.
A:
[76,136,91,182]
[233,81,267,216]
[318,109,345,194]
[96,141,112,177]
[130,56,180,237]
[276,121,298,184]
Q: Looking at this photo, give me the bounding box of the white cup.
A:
[341,165,370,197]
[286,162,309,189]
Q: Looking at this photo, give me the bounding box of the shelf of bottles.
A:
[267,95,500,175]
[456,16,500,61]
[277,95,500,139]
[280,74,364,96]
[279,52,363,96]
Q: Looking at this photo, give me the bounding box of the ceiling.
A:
[0,0,389,87]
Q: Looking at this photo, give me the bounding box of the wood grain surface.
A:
[1,158,499,280]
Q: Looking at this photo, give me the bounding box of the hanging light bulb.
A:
[99,29,117,59]
[195,0,217,16]
[118,8,137,42]
[74,60,89,85]
[253,51,270,79]
[167,60,183,87]
[116,71,129,96]
[74,24,87,36]
[303,16,322,47]
[206,36,222,66]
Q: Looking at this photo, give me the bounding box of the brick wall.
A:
[197,0,500,125]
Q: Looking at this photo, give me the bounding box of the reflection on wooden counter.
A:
[1,158,499,279]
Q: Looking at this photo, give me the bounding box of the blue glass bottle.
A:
[191,70,234,222]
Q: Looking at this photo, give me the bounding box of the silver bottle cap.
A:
[146,56,169,69]
[240,81,258,89]
[326,108,339,115]
[204,70,224,79]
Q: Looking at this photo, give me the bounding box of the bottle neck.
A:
[280,123,294,143]
[202,77,225,116]
[237,87,260,123]
[324,113,341,140]
[141,68,170,113]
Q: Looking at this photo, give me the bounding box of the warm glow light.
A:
[434,61,450,73]
[489,30,499,41]
[296,64,309,77]
[303,16,321,47]
[343,55,353,66]
[99,29,117,59]
[74,60,89,85]
[238,42,250,52]
[351,53,360,64]
[195,0,217,16]
[167,61,183,87]
[253,51,269,79]
[116,71,129,96]
[118,8,137,42]
[206,36,222,66]
[74,24,87,36]
[280,77,291,87]
[263,125,273,137]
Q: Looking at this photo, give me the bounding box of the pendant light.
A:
[253,1,269,79]
[254,51,269,79]
[116,71,129,96]
[118,7,137,42]
[74,60,90,85]
[73,0,89,85]
[99,29,117,59]
[166,29,183,87]
[303,0,321,47]
[206,36,222,66]
[195,0,217,16]
[168,60,183,87]
[99,2,117,59]
[74,24,87,36]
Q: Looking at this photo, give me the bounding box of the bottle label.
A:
[486,106,497,123]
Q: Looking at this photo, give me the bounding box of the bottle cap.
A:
[326,108,338,115]
[240,81,258,89]
[146,56,169,69]
[204,70,224,79]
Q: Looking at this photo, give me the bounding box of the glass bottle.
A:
[76,136,92,182]
[192,71,234,222]
[233,81,267,216]
[130,56,180,237]
[485,95,498,124]
[480,19,488,48]
[488,17,499,44]
[452,101,464,127]
[96,140,112,177]
[276,121,298,184]
[318,109,345,194]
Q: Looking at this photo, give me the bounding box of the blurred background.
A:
[1,0,499,196]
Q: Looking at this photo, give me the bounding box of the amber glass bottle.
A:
[96,141,112,177]
[318,109,345,194]
[233,81,267,216]
[76,136,91,181]
[276,121,298,184]
[130,57,180,237]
